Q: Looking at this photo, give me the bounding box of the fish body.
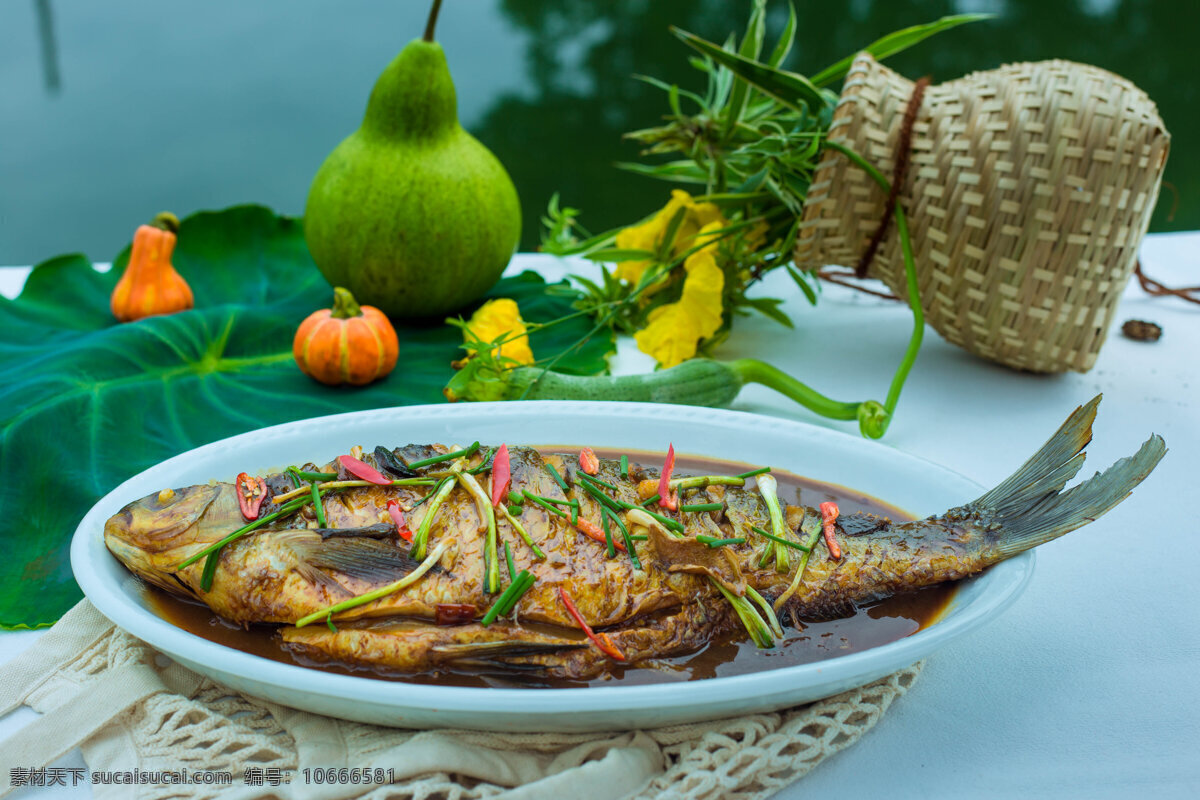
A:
[104,397,1165,680]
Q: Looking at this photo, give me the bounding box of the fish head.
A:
[103,483,230,593]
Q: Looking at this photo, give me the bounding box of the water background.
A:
[2,0,1194,266]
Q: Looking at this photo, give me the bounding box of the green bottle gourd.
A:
[304,0,521,319]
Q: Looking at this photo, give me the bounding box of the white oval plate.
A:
[72,402,1033,732]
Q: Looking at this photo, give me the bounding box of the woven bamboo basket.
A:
[795,54,1170,373]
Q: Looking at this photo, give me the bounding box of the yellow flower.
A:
[614,190,727,285]
[634,222,726,368]
[462,298,533,365]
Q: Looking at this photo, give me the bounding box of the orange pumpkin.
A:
[110,212,194,322]
[293,287,400,386]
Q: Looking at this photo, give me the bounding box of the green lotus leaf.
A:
[0,205,613,628]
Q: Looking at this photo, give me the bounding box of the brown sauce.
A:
[143,448,956,688]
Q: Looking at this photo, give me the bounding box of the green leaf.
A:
[0,205,612,628]
[721,0,767,141]
[744,296,794,328]
[582,248,656,263]
[614,161,709,184]
[809,14,992,88]
[767,2,797,67]
[787,267,820,306]
[670,26,827,113]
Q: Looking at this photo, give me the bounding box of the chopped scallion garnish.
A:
[680,502,722,513]
[505,541,516,581]
[543,462,570,493]
[696,535,745,547]
[750,525,811,551]
[579,473,618,491]
[408,476,458,560]
[310,482,327,527]
[620,455,629,478]
[736,466,771,480]
[481,570,536,626]
[407,442,480,470]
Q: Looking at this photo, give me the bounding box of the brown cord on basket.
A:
[854,76,930,279]
[817,267,901,300]
[1134,259,1200,306]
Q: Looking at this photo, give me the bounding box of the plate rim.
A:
[72,401,1034,718]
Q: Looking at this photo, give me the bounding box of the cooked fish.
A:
[104,396,1164,680]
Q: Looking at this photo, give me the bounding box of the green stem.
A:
[409,476,457,559]
[823,138,924,433]
[423,0,443,42]
[330,287,362,320]
[728,359,859,420]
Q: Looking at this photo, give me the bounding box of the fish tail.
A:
[967,395,1166,559]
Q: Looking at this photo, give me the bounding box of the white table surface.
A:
[2,238,1198,799]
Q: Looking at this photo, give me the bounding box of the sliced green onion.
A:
[290,469,338,481]
[179,494,311,569]
[619,501,684,533]
[773,512,826,611]
[746,586,785,639]
[696,535,745,547]
[465,447,496,475]
[409,476,458,560]
[505,541,516,582]
[681,502,723,513]
[670,475,746,492]
[497,572,536,617]
[640,493,659,507]
[296,540,451,627]
[325,613,337,633]
[286,468,303,489]
[525,493,570,520]
[543,462,570,493]
[407,442,480,470]
[602,506,640,569]
[620,455,629,478]
[602,510,616,558]
[498,503,546,560]
[579,473,618,491]
[628,534,648,541]
[736,466,771,479]
[481,569,535,626]
[200,549,220,592]
[751,525,811,552]
[508,490,525,505]
[712,578,774,648]
[757,475,789,573]
[454,466,500,594]
[310,482,326,527]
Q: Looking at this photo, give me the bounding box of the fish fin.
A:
[274,530,428,587]
[432,641,586,658]
[966,396,1167,559]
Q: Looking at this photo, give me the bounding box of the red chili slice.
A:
[579,447,599,475]
[559,587,625,661]
[490,444,511,507]
[656,444,679,511]
[386,499,414,542]
[819,501,842,561]
[338,454,392,485]
[435,603,477,626]
[575,517,626,552]
[235,473,269,521]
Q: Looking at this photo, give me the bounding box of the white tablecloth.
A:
[2,238,1198,799]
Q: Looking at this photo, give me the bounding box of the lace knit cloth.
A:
[0,602,922,800]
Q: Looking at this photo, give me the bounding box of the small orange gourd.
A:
[293,287,400,386]
[110,212,194,322]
